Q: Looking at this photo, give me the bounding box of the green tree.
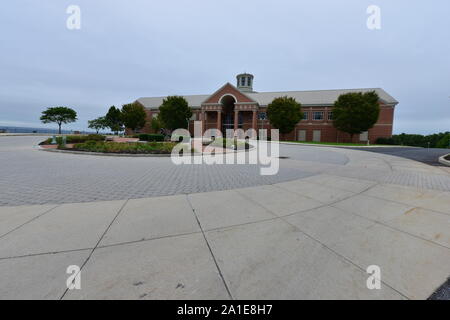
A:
[158,96,192,131]
[121,102,147,132]
[40,106,77,134]
[105,106,124,135]
[151,116,162,133]
[332,91,380,141]
[266,96,303,139]
[436,133,450,149]
[88,117,108,134]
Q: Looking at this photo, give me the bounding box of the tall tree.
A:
[267,96,303,139]
[105,106,124,135]
[158,96,192,131]
[40,106,77,134]
[332,91,380,141]
[88,117,108,134]
[151,115,162,133]
[121,102,147,132]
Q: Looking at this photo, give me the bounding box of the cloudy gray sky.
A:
[1,0,449,134]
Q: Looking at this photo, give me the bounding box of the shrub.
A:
[83,134,105,142]
[56,137,66,149]
[436,134,450,149]
[171,134,191,143]
[138,133,164,142]
[41,134,105,145]
[72,141,176,154]
[375,137,395,145]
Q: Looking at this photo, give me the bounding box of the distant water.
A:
[0,126,93,134]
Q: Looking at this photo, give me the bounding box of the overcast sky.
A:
[0,0,449,134]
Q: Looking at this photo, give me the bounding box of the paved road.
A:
[0,136,349,206]
[347,146,449,166]
[1,136,450,206]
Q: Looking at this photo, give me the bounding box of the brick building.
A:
[136,73,398,143]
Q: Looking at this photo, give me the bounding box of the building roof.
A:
[137,87,398,110]
[138,95,210,110]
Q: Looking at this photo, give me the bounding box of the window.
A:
[328,111,333,121]
[248,77,252,87]
[302,112,308,120]
[241,77,246,86]
[312,111,324,120]
[258,112,267,120]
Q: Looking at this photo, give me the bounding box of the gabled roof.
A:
[138,95,209,109]
[202,82,257,104]
[247,88,398,106]
[137,87,398,109]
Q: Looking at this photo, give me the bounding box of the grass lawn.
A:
[285,141,391,147]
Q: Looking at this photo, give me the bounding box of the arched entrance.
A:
[220,95,241,133]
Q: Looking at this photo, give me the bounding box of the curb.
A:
[278,141,424,149]
[39,148,174,157]
[438,154,450,166]
[38,145,254,157]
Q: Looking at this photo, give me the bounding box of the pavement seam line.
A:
[96,230,203,250]
[0,204,60,240]
[359,192,450,217]
[59,198,130,300]
[282,216,412,299]
[185,194,234,300]
[0,247,93,261]
[236,184,410,299]
[328,204,450,251]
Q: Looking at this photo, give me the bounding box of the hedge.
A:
[138,134,165,142]
[71,141,176,154]
[375,137,395,145]
[42,134,105,145]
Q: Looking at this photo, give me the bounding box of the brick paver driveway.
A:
[1,136,450,206]
[0,135,449,299]
[0,136,349,206]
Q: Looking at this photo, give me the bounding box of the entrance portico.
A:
[200,83,259,137]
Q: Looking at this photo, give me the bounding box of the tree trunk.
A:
[58,123,62,135]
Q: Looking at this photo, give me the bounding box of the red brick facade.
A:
[136,82,396,144]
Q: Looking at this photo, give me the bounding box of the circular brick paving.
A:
[0,136,348,206]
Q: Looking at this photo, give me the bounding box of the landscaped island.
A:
[39,134,178,154]
[39,134,251,155]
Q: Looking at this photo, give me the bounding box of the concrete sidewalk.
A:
[0,175,449,299]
